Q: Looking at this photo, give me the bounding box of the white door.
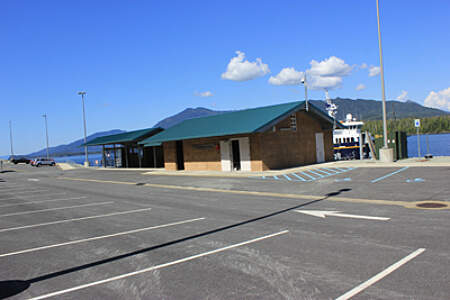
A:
[239,137,251,171]
[220,140,231,171]
[315,133,325,163]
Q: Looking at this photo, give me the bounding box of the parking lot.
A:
[0,162,449,299]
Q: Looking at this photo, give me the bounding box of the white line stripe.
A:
[28,230,289,300]
[371,167,409,183]
[0,202,113,218]
[0,208,153,233]
[0,196,88,208]
[335,248,426,300]
[0,218,204,258]
[0,193,67,201]
[2,189,48,194]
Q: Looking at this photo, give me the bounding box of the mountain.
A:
[23,98,448,158]
[154,107,232,129]
[26,129,125,157]
[153,99,448,130]
[309,98,448,121]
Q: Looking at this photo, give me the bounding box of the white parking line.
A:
[0,208,153,233]
[0,196,88,208]
[28,230,289,300]
[0,217,205,258]
[335,248,426,300]
[0,193,67,201]
[0,202,113,218]
[1,189,48,194]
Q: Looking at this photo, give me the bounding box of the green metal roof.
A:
[139,101,336,146]
[85,127,163,146]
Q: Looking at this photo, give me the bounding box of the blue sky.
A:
[1,0,449,155]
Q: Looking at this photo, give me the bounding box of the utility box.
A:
[374,131,408,161]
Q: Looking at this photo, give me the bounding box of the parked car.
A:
[10,156,31,164]
[32,157,56,167]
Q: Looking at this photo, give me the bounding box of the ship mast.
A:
[324,89,338,129]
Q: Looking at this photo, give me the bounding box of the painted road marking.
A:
[0,218,204,258]
[0,193,68,201]
[295,210,390,221]
[335,178,352,182]
[307,169,325,178]
[0,196,88,208]
[301,171,317,180]
[322,167,341,174]
[282,174,292,181]
[0,208,153,233]
[2,189,48,194]
[0,202,113,218]
[336,248,426,300]
[371,167,409,183]
[406,178,425,183]
[291,173,307,181]
[28,230,289,300]
[58,177,450,210]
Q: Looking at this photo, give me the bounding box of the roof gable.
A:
[140,101,305,145]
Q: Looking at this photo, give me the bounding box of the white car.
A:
[32,158,56,167]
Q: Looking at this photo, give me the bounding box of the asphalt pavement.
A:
[0,162,448,299]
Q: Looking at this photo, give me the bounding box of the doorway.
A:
[315,133,325,163]
[231,140,241,171]
[176,141,184,170]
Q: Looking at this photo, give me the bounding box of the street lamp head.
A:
[77,91,86,96]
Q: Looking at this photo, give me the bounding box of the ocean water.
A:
[407,133,450,157]
[53,154,103,166]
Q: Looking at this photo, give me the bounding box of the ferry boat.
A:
[333,114,371,160]
[323,91,372,160]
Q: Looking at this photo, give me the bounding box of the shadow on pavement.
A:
[0,188,351,299]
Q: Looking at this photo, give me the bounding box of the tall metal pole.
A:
[42,114,50,159]
[376,0,388,148]
[78,91,89,166]
[9,120,14,159]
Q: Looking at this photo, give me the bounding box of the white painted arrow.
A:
[294,210,390,221]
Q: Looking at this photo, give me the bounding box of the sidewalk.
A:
[68,156,450,178]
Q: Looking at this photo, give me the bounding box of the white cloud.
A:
[368,66,380,77]
[308,56,353,77]
[360,63,368,69]
[221,51,270,81]
[268,67,304,86]
[356,84,366,91]
[194,91,213,97]
[424,87,450,111]
[396,90,408,101]
[307,75,343,90]
[305,56,352,90]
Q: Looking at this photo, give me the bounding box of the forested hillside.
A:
[362,115,450,136]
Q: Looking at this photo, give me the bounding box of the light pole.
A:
[376,0,393,161]
[42,114,50,159]
[77,91,89,166]
[9,120,14,160]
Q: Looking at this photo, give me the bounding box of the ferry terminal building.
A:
[86,101,340,172]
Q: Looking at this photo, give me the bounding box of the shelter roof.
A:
[85,127,163,146]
